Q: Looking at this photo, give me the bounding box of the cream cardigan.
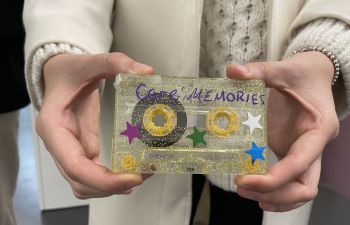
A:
[24,0,350,225]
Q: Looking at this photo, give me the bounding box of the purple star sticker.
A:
[120,122,142,144]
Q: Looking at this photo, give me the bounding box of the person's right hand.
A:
[36,53,154,199]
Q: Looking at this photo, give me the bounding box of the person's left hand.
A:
[227,51,340,212]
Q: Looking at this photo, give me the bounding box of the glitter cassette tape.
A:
[112,74,268,174]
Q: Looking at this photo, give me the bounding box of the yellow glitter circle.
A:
[244,159,260,172]
[121,155,137,171]
[206,106,239,138]
[143,104,177,137]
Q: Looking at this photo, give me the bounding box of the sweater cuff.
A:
[284,18,350,120]
[28,43,85,110]
[206,174,237,192]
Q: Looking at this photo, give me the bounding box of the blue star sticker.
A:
[245,142,266,164]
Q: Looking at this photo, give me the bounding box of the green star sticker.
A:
[186,127,207,147]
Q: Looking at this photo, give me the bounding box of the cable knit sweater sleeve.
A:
[207,18,350,192]
[29,44,86,108]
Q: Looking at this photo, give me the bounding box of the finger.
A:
[69,156,144,194]
[72,91,100,158]
[54,159,109,198]
[42,123,145,194]
[60,53,154,108]
[84,52,154,81]
[235,130,326,192]
[71,187,133,199]
[43,52,153,106]
[237,185,317,205]
[72,188,134,199]
[259,201,307,212]
[237,176,318,208]
[121,189,133,195]
[56,156,134,198]
[65,155,144,194]
[226,62,290,89]
[141,173,153,180]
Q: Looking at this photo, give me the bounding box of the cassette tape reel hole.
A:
[132,94,187,147]
[143,104,176,137]
[206,106,239,138]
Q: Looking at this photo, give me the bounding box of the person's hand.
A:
[227,51,340,212]
[36,53,154,199]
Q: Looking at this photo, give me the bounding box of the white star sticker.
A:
[242,112,262,134]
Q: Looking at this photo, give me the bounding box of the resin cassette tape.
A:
[112,74,268,174]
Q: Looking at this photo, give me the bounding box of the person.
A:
[0,1,30,224]
[23,0,350,225]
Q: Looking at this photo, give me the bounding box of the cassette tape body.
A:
[112,74,267,174]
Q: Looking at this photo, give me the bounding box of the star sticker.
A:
[245,142,266,164]
[186,127,207,147]
[120,122,142,144]
[242,112,262,134]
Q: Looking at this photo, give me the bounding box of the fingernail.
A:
[235,177,253,189]
[235,65,249,74]
[132,62,152,73]
[123,189,133,195]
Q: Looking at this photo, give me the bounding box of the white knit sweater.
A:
[27,1,350,192]
[200,0,268,78]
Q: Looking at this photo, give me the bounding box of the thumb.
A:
[84,52,154,81]
[50,52,153,108]
[226,62,289,89]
